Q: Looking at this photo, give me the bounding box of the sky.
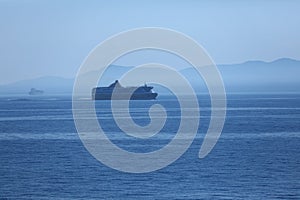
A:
[0,0,299,85]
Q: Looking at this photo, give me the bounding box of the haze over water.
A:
[1,1,300,199]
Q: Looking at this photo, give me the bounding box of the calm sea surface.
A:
[0,94,299,199]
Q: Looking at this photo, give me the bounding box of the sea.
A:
[0,94,299,199]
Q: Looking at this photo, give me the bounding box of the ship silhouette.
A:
[92,80,157,100]
[29,88,44,95]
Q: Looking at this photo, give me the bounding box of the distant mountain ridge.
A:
[180,57,300,93]
[0,58,299,95]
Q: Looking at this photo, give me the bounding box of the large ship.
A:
[92,80,158,100]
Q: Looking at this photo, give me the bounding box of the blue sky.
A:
[0,0,299,84]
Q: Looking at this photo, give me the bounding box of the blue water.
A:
[0,94,299,199]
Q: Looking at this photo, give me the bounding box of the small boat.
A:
[29,88,44,95]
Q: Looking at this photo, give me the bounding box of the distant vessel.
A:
[92,80,158,100]
[29,88,44,95]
